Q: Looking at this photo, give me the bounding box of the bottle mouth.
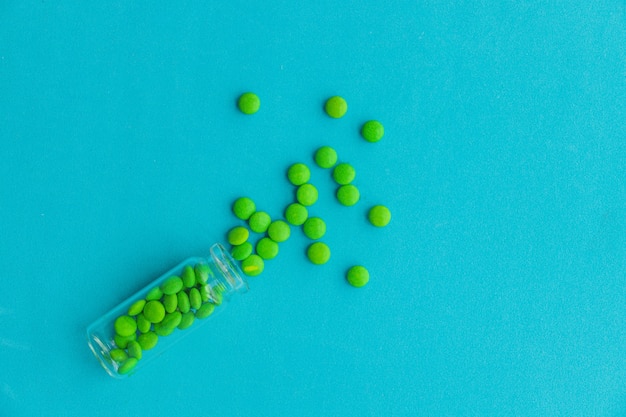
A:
[210,243,248,294]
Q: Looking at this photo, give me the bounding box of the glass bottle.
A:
[86,243,247,378]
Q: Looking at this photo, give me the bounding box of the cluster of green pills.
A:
[110,262,223,375]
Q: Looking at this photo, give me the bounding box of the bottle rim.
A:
[210,243,249,294]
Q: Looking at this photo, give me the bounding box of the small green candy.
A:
[127,299,146,316]
[241,254,264,276]
[232,197,256,220]
[137,332,158,351]
[346,265,370,287]
[196,302,216,319]
[314,146,338,169]
[237,92,260,115]
[368,205,391,227]
[177,291,190,314]
[110,348,128,363]
[231,242,253,261]
[267,220,291,242]
[336,184,360,206]
[114,333,136,349]
[303,217,326,240]
[296,183,318,206]
[199,284,211,302]
[178,311,195,330]
[143,300,166,323]
[163,293,178,313]
[284,203,308,226]
[160,311,182,331]
[136,313,151,334]
[127,340,142,360]
[307,242,331,265]
[248,211,271,233]
[181,265,196,288]
[361,120,384,142]
[256,237,279,260]
[117,358,138,375]
[324,96,348,118]
[114,315,137,337]
[332,163,356,185]
[189,287,202,310]
[145,286,163,301]
[194,263,210,285]
[154,322,175,337]
[227,226,249,246]
[161,276,183,295]
[287,163,311,186]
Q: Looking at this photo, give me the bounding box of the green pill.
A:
[287,163,311,186]
[178,311,195,330]
[160,311,182,331]
[267,220,291,242]
[163,293,178,313]
[127,340,143,360]
[127,299,146,316]
[314,146,338,169]
[296,183,318,206]
[189,287,202,310]
[307,242,331,265]
[136,313,151,334]
[110,348,128,363]
[154,323,175,337]
[143,300,166,323]
[228,226,249,246]
[256,237,279,260]
[237,92,260,115]
[248,211,271,233]
[137,332,158,351]
[231,242,253,261]
[332,163,356,185]
[161,276,183,295]
[177,291,190,314]
[284,203,308,226]
[114,333,136,349]
[114,315,137,337]
[194,263,210,285]
[196,302,216,319]
[232,197,256,220]
[199,284,211,302]
[303,217,326,240]
[346,265,370,287]
[361,120,384,142]
[241,254,264,276]
[324,96,348,118]
[368,205,391,227]
[181,265,196,288]
[117,358,138,375]
[336,184,360,206]
[145,286,162,301]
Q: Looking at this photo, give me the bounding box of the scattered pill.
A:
[137,332,158,351]
[114,315,137,337]
[256,237,279,260]
[117,358,138,375]
[296,183,318,206]
[336,184,360,206]
[361,120,384,143]
[267,220,291,242]
[127,299,146,316]
[228,226,249,246]
[287,163,311,186]
[161,276,183,295]
[232,197,256,220]
[127,340,143,360]
[237,92,260,115]
[332,163,356,185]
[181,265,196,288]
[303,217,326,240]
[346,265,369,287]
[284,203,308,226]
[324,96,347,118]
[241,254,265,276]
[368,205,391,227]
[314,146,338,169]
[231,241,253,261]
[196,302,216,319]
[143,300,166,324]
[307,242,331,265]
[249,211,272,233]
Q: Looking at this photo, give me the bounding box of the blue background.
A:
[1,1,625,416]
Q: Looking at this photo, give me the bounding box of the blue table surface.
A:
[1,1,625,416]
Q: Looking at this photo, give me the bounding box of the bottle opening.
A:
[210,243,248,294]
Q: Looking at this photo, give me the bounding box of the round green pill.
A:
[287,163,311,186]
[241,254,264,276]
[163,293,178,313]
[324,96,348,118]
[237,92,260,115]
[143,300,166,324]
[114,333,136,349]
[117,358,138,375]
[303,217,326,240]
[361,120,384,143]
[137,332,158,351]
[145,286,163,301]
[346,265,370,287]
[196,302,216,319]
[189,287,202,310]
[154,323,175,337]
[231,241,253,261]
[256,237,279,260]
[307,242,331,265]
[368,205,391,227]
[249,211,271,233]
[296,183,318,206]
[161,311,182,331]
[314,146,338,169]
[110,348,128,363]
[232,197,256,220]
[267,220,291,242]
[136,313,151,334]
[114,315,137,337]
[161,276,183,296]
[177,291,190,314]
[336,184,360,206]
[332,163,356,185]
[228,226,249,246]
[127,340,142,360]
[181,265,196,288]
[127,299,146,316]
[284,203,308,226]
[178,311,195,330]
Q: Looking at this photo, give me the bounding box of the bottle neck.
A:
[209,243,248,297]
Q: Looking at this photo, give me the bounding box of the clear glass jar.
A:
[87,243,247,378]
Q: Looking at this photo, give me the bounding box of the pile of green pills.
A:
[110,261,223,375]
